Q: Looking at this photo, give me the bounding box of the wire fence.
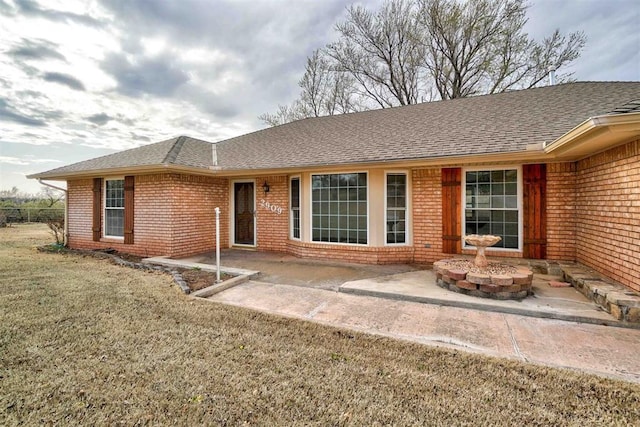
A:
[0,207,64,224]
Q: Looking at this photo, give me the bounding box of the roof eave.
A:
[212,149,550,177]
[544,112,640,160]
[27,163,219,181]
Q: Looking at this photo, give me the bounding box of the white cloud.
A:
[0,155,61,165]
[0,0,638,195]
[0,156,30,165]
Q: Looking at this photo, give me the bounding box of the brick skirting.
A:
[285,240,415,264]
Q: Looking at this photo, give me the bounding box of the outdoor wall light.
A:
[262,181,270,194]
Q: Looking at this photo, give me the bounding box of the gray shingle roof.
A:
[32,136,214,177]
[215,82,640,170]
[31,81,640,179]
[609,99,640,114]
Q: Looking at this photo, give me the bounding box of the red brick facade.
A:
[65,144,640,292]
[546,162,577,261]
[168,174,229,257]
[285,240,415,264]
[68,173,228,258]
[412,168,446,264]
[255,175,289,253]
[574,139,640,292]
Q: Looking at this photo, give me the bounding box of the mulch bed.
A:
[178,268,233,291]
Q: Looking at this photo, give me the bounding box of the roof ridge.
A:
[163,135,186,164]
[228,82,639,143]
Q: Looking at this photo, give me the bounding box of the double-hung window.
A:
[105,179,125,237]
[311,173,367,245]
[464,169,519,249]
[386,173,407,244]
[290,177,301,239]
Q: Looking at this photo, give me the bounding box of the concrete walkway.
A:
[172,250,640,383]
[204,280,640,384]
[340,270,621,327]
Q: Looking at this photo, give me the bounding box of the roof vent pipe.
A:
[211,143,218,166]
[548,67,556,86]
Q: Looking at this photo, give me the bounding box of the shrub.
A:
[47,218,65,245]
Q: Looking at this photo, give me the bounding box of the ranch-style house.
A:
[30,82,640,293]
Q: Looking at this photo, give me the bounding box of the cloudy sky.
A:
[1,0,638,194]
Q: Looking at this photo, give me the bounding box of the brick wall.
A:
[546,162,577,260]
[255,175,289,252]
[412,168,446,264]
[67,175,172,257]
[169,174,229,258]
[575,139,640,292]
[67,179,96,252]
[286,240,414,264]
[67,174,229,258]
[65,152,640,292]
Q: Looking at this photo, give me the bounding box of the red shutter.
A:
[92,178,102,241]
[523,164,547,259]
[124,175,134,244]
[442,168,462,254]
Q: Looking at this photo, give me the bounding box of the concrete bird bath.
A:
[464,234,502,268]
[433,234,534,300]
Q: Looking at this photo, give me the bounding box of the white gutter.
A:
[28,163,222,181]
[545,111,640,156]
[37,179,68,246]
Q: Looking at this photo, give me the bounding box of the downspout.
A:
[37,179,68,246]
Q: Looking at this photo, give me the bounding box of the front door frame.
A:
[231,179,256,247]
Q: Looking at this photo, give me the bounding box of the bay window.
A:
[311,173,367,245]
[386,173,407,244]
[290,177,300,239]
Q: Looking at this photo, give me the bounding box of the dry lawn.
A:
[1,224,639,426]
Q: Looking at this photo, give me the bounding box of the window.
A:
[105,179,124,237]
[386,173,407,244]
[290,177,301,239]
[312,173,367,245]
[464,169,519,249]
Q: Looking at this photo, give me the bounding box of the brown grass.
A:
[1,224,639,426]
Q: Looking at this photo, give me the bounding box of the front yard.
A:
[1,224,638,425]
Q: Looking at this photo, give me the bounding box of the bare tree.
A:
[38,186,65,207]
[258,102,308,127]
[326,0,426,108]
[260,0,586,125]
[418,0,586,99]
[259,49,363,126]
[47,219,65,245]
[0,186,25,199]
[525,29,587,88]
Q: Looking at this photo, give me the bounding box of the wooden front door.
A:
[234,182,255,245]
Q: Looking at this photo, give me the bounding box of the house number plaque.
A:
[260,198,283,215]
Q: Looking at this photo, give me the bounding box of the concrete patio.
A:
[160,249,623,327]
[145,249,640,383]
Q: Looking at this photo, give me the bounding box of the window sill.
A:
[102,237,124,243]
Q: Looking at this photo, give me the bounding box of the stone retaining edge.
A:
[560,262,640,324]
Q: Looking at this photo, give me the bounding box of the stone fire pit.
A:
[434,259,534,300]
